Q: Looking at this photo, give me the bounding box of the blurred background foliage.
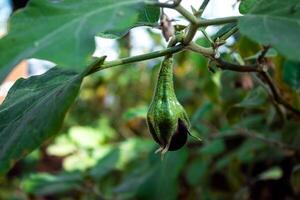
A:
[1,30,300,200]
[1,1,300,199]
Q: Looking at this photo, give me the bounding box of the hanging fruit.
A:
[147,55,196,154]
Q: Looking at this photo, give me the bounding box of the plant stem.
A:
[259,66,300,116]
[199,16,240,27]
[187,42,214,56]
[181,2,206,45]
[210,57,300,117]
[200,28,214,45]
[213,58,259,72]
[91,45,185,73]
[183,25,199,44]
[198,0,210,17]
[175,5,199,24]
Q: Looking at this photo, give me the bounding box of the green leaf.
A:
[122,106,148,121]
[0,0,160,83]
[200,139,225,156]
[283,61,300,90]
[244,48,278,60]
[186,158,209,186]
[257,166,283,180]
[114,149,188,200]
[238,0,300,62]
[212,23,237,41]
[239,0,257,14]
[281,121,300,147]
[0,58,105,175]
[235,36,261,58]
[113,161,155,197]
[235,86,268,108]
[22,172,83,195]
[136,149,188,200]
[90,148,120,180]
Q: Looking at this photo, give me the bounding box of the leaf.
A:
[0,58,105,175]
[239,0,257,14]
[281,121,300,147]
[136,149,188,200]
[22,172,83,195]
[283,61,300,90]
[90,148,120,180]
[122,106,148,121]
[216,140,264,170]
[238,0,300,62]
[200,139,225,156]
[212,23,237,41]
[244,48,278,60]
[235,86,268,108]
[186,158,209,186]
[113,161,155,197]
[257,166,283,180]
[235,36,261,59]
[114,149,188,200]
[0,0,160,83]
[68,126,103,148]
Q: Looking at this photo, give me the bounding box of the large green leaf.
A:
[0,58,104,175]
[238,0,300,62]
[0,0,159,83]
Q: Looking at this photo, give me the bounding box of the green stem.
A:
[91,45,185,73]
[187,42,214,56]
[175,5,199,24]
[199,16,240,27]
[200,28,214,45]
[198,0,210,17]
[183,24,199,44]
[89,4,238,75]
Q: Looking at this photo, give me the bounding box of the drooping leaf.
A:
[0,58,105,175]
[238,0,300,62]
[0,0,160,83]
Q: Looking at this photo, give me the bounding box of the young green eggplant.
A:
[147,55,197,154]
